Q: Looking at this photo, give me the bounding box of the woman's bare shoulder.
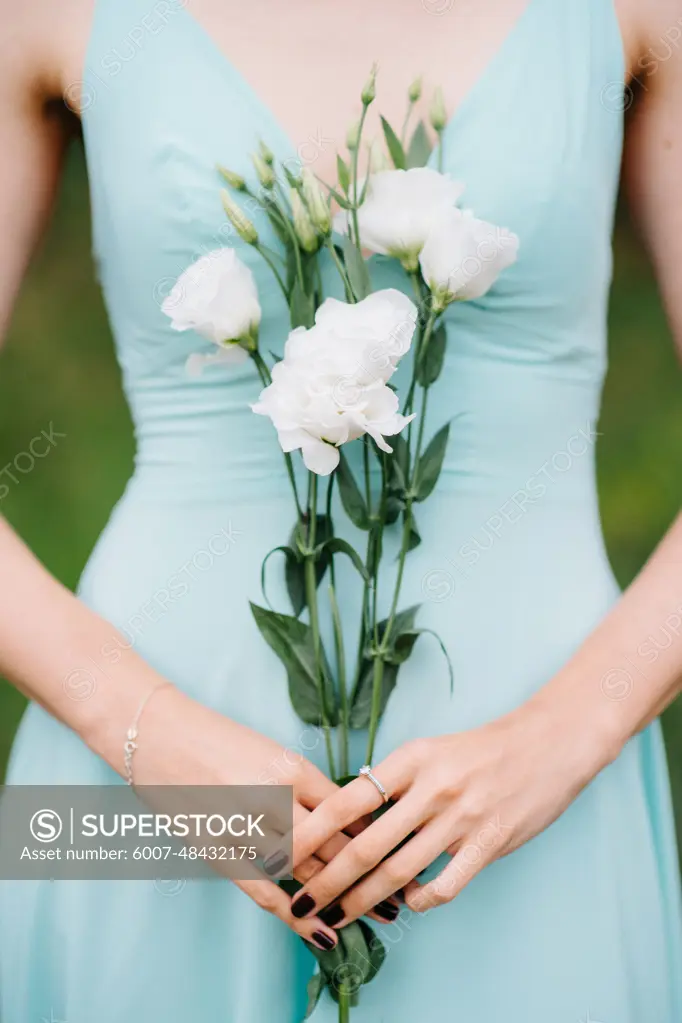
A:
[0,0,94,109]
[628,0,682,64]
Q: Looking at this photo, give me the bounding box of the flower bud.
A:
[368,141,391,174]
[258,139,275,165]
[252,152,276,189]
[291,190,319,253]
[361,63,378,106]
[218,165,247,191]
[346,120,361,151]
[301,168,332,236]
[408,76,422,104]
[429,86,447,133]
[220,189,259,245]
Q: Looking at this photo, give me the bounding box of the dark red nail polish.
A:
[312,930,336,950]
[319,902,345,927]
[373,899,399,921]
[291,893,316,918]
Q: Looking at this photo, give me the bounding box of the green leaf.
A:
[391,433,410,483]
[415,322,447,388]
[325,183,354,210]
[311,921,379,1006]
[304,972,324,1018]
[405,513,421,552]
[366,525,383,579]
[349,605,421,728]
[290,278,315,329]
[338,921,376,986]
[284,555,306,617]
[389,629,422,665]
[292,513,335,594]
[381,116,407,170]
[250,603,338,725]
[341,236,372,300]
[282,513,334,615]
[336,451,370,529]
[356,921,386,984]
[384,493,404,525]
[311,513,334,587]
[387,603,421,639]
[280,163,301,189]
[336,154,351,195]
[349,661,399,730]
[316,537,370,583]
[411,627,455,693]
[406,120,433,168]
[414,422,450,501]
[260,545,302,614]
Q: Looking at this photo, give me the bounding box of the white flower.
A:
[333,168,464,269]
[419,208,519,305]
[252,290,417,475]
[161,248,261,373]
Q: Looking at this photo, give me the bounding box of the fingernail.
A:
[312,930,336,951]
[373,900,399,921]
[263,850,289,877]
[318,902,345,927]
[291,893,316,918]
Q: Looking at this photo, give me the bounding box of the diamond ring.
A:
[358,764,389,803]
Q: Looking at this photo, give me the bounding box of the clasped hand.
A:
[290,701,600,925]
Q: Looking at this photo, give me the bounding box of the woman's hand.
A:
[132,685,352,950]
[288,699,612,924]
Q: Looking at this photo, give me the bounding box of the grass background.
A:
[1,142,682,853]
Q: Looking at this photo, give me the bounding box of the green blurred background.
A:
[1,141,682,856]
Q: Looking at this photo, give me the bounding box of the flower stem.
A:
[251,350,303,518]
[325,238,354,301]
[365,500,412,764]
[404,305,437,418]
[254,243,288,300]
[365,297,438,764]
[273,191,306,294]
[351,105,369,247]
[305,473,337,780]
[401,103,414,147]
[338,989,351,1023]
[329,582,349,777]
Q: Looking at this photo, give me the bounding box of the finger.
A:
[404,836,492,913]
[297,761,340,808]
[235,877,339,952]
[330,817,454,926]
[263,805,352,879]
[289,796,427,919]
[292,754,409,867]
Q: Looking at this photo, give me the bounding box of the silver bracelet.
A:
[124,684,171,786]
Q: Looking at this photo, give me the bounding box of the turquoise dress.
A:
[2,0,682,1019]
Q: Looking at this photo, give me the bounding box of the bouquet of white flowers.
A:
[163,67,518,1022]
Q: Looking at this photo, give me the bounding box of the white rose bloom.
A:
[252,289,417,475]
[333,168,464,268]
[419,208,520,305]
[161,248,261,373]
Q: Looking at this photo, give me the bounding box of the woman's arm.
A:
[286,4,682,924]
[0,10,360,950]
[0,6,159,766]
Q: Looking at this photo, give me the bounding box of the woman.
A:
[1,0,681,1019]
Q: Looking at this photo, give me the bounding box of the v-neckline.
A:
[176,0,540,161]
